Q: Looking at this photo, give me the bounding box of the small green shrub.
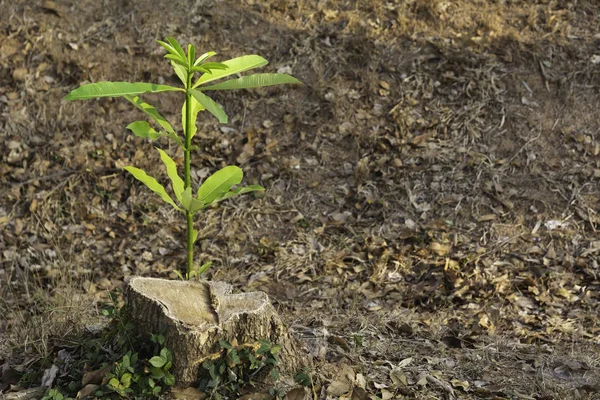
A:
[64,36,300,278]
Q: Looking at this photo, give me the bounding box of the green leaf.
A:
[192,55,269,88]
[216,185,264,202]
[124,95,176,134]
[108,377,120,389]
[181,187,193,211]
[196,261,212,275]
[164,372,175,387]
[201,73,300,91]
[160,348,170,360]
[191,62,228,73]
[166,36,186,60]
[149,367,165,379]
[171,61,188,86]
[181,187,204,213]
[122,354,131,369]
[187,44,195,69]
[123,166,182,212]
[149,356,167,368]
[271,344,281,355]
[228,348,241,365]
[120,373,132,387]
[219,340,233,350]
[194,51,216,66]
[173,270,185,280]
[197,166,243,204]
[181,96,205,138]
[126,121,162,140]
[164,54,187,67]
[64,82,182,100]
[271,368,280,380]
[156,148,184,204]
[190,66,210,74]
[157,40,181,59]
[189,90,228,123]
[191,228,198,244]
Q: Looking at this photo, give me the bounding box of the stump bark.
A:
[125,277,306,387]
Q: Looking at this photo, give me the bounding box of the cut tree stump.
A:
[126,277,307,387]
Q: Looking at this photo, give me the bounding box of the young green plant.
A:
[65,37,300,277]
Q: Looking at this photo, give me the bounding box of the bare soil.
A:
[1,0,600,398]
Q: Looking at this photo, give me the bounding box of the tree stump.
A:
[125,277,306,387]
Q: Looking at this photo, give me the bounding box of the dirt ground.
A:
[1,0,600,398]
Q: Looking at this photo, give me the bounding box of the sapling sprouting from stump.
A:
[65,37,300,278]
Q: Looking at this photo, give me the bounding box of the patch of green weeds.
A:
[198,339,282,398]
[41,290,175,399]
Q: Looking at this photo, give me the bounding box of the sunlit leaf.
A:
[192,55,268,88]
[189,90,228,123]
[124,95,176,134]
[197,261,212,275]
[123,166,181,211]
[156,148,184,204]
[64,82,182,100]
[120,373,132,387]
[126,121,162,140]
[157,40,181,59]
[201,73,300,91]
[181,96,205,138]
[171,61,188,86]
[216,185,264,203]
[166,36,186,60]
[197,166,243,204]
[194,51,216,66]
[149,356,167,368]
[191,62,228,73]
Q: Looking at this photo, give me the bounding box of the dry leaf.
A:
[327,380,351,396]
[351,386,368,400]
[76,384,99,399]
[81,364,112,386]
[170,386,207,399]
[285,387,308,400]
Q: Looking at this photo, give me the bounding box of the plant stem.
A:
[185,72,194,276]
